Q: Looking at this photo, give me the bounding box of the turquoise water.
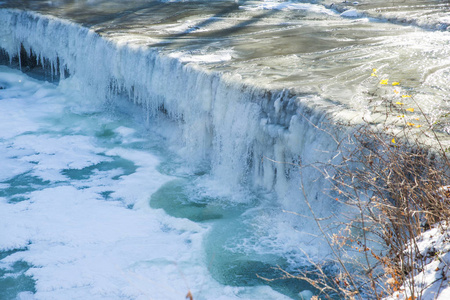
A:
[150,177,318,299]
[0,250,35,300]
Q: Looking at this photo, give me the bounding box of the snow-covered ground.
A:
[384,223,450,300]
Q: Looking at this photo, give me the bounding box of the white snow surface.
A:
[383,224,450,300]
[168,49,234,63]
[340,9,360,18]
[239,0,336,15]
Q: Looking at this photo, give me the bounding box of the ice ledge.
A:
[0,8,345,217]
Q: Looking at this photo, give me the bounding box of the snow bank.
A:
[384,224,450,300]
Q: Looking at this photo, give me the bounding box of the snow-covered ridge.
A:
[0,8,339,216]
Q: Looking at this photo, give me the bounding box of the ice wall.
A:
[0,9,341,217]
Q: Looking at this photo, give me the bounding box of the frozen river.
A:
[1,0,450,299]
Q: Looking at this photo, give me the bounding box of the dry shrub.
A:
[292,113,450,299]
[279,100,450,299]
[337,121,450,295]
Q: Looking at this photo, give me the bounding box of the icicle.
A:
[40,53,44,69]
[59,58,65,80]
[49,59,53,80]
[17,45,21,70]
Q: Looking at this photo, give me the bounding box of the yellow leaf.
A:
[407,122,415,126]
[371,73,378,77]
[416,124,422,128]
[394,90,399,94]
[392,138,396,144]
[395,102,404,105]
[373,68,377,72]
[380,79,389,85]
[415,118,420,121]
[392,82,400,86]
[406,108,414,112]
[397,115,405,118]
[402,95,411,98]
